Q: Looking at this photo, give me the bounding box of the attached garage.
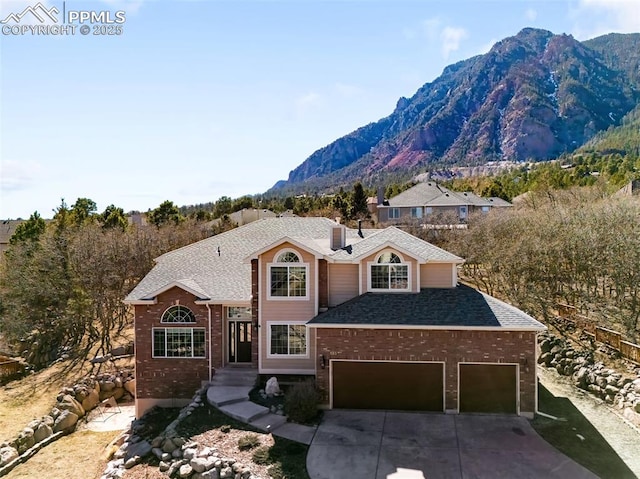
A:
[331,360,444,411]
[458,363,518,414]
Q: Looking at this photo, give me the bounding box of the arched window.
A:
[276,251,301,263]
[161,305,196,323]
[370,251,409,291]
[269,249,308,298]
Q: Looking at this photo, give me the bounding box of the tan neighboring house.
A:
[377,182,511,224]
[124,217,544,418]
[0,220,23,254]
[615,179,640,197]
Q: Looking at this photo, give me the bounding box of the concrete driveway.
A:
[306,411,598,479]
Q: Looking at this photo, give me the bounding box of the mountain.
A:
[271,29,640,193]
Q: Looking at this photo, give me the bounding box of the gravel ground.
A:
[538,367,640,477]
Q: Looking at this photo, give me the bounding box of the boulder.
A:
[179,464,193,478]
[16,428,35,454]
[58,394,85,418]
[162,438,178,453]
[0,446,19,466]
[34,423,53,443]
[125,440,151,460]
[201,470,220,479]
[537,352,551,365]
[53,410,79,433]
[124,379,136,396]
[82,389,100,412]
[101,381,116,392]
[265,377,281,397]
[191,457,212,473]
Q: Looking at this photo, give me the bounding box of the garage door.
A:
[332,361,444,411]
[459,364,517,414]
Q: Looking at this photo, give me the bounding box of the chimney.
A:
[357,219,363,238]
[377,187,385,205]
[330,223,346,250]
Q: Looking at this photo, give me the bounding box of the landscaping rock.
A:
[34,423,53,443]
[265,377,281,397]
[16,428,35,454]
[179,464,193,478]
[82,389,100,412]
[57,394,85,418]
[53,410,79,433]
[0,445,19,466]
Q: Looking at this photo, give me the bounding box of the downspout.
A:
[206,304,212,382]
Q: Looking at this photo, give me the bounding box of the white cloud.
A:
[0,160,42,192]
[441,26,469,59]
[525,8,538,22]
[573,0,640,39]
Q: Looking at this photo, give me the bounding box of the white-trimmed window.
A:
[410,207,423,218]
[370,251,410,291]
[268,249,308,299]
[153,328,205,358]
[268,323,307,356]
[389,208,400,219]
[227,306,252,319]
[161,305,196,323]
[425,207,433,215]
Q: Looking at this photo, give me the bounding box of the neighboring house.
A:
[377,182,511,224]
[210,209,295,228]
[125,217,544,418]
[615,179,640,197]
[0,220,23,254]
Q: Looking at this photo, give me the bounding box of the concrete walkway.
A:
[81,403,136,432]
[206,385,317,444]
[306,410,598,479]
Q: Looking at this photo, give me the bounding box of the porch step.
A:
[207,386,251,407]
[249,412,288,433]
[210,368,258,387]
[219,400,269,423]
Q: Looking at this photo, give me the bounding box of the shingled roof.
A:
[307,284,545,331]
[124,217,462,304]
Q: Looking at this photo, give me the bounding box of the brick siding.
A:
[316,328,537,413]
[134,287,223,400]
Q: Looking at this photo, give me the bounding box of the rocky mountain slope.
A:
[272,28,640,193]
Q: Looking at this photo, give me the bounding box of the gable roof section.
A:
[328,227,463,263]
[307,284,546,331]
[385,182,452,207]
[135,279,210,302]
[382,182,494,209]
[125,217,464,304]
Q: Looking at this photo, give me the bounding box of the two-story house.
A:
[124,217,544,418]
[377,182,511,224]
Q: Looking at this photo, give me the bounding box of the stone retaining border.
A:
[0,368,134,477]
[537,332,640,428]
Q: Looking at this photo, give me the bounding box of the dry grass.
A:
[0,359,94,441]
[6,430,120,479]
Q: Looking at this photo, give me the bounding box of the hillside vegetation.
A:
[272,29,640,193]
[439,187,640,340]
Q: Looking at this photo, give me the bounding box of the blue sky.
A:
[1,0,639,219]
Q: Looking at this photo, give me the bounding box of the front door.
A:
[228,321,252,363]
